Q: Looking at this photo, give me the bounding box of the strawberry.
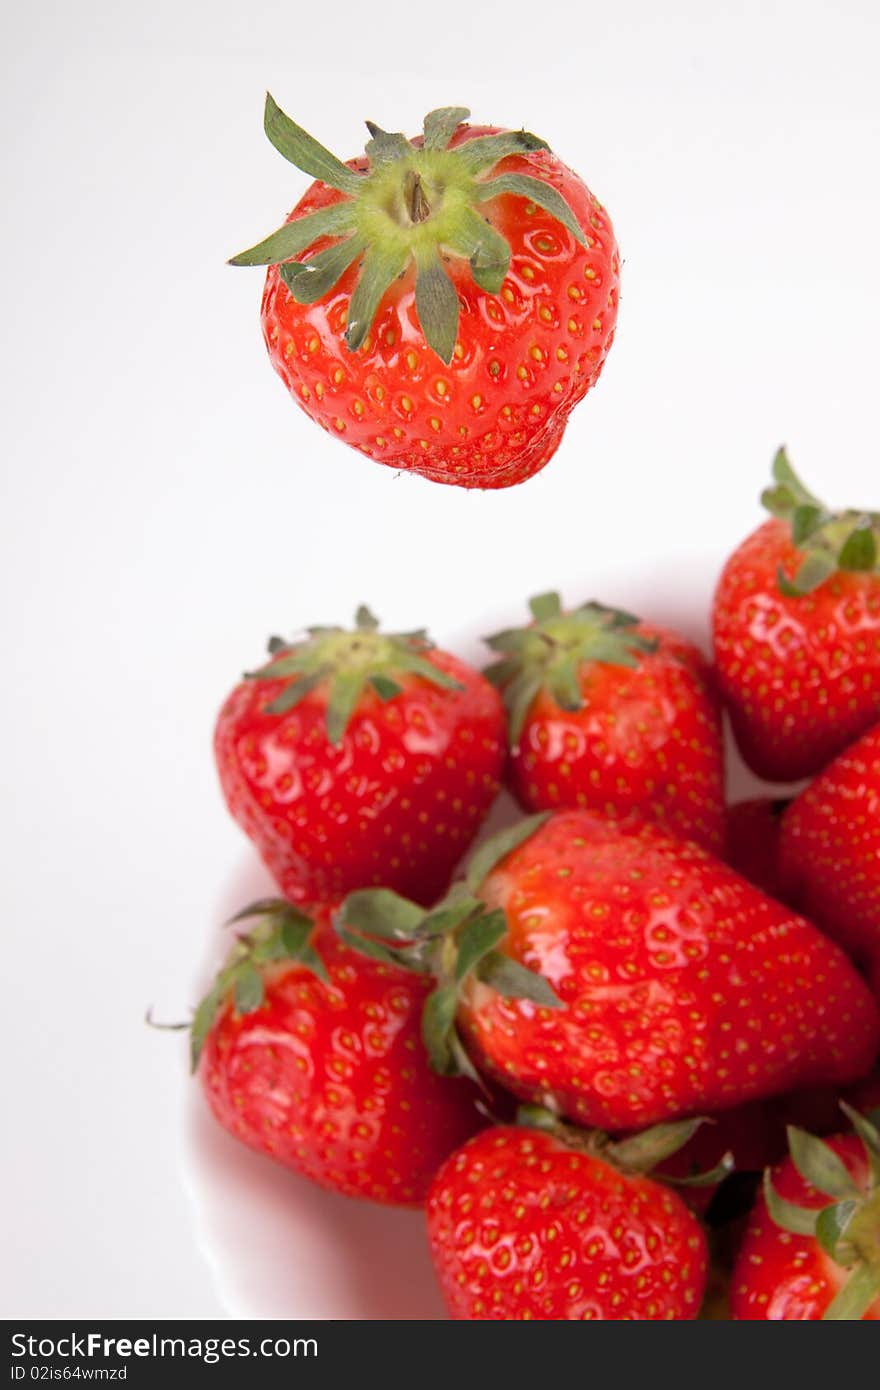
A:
[724,797,790,902]
[731,1107,880,1320]
[712,448,880,781]
[214,606,505,906]
[193,900,486,1205]
[230,98,619,489]
[779,721,880,999]
[338,810,880,1132]
[485,592,725,850]
[426,1113,709,1320]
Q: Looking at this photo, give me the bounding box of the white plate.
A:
[182,573,790,1319]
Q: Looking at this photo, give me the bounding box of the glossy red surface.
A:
[427,1126,707,1319]
[713,519,880,781]
[458,811,880,1130]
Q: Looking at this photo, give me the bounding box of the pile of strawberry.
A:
[189,450,880,1321]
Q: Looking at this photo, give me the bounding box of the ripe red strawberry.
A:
[426,1115,709,1320]
[485,593,725,851]
[338,810,880,1132]
[779,721,880,1000]
[731,1108,880,1320]
[194,900,486,1205]
[724,797,790,902]
[712,449,880,781]
[214,606,505,906]
[230,98,619,489]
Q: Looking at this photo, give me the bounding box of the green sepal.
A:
[422,106,470,150]
[263,92,362,194]
[189,900,328,1072]
[336,888,427,941]
[761,446,823,516]
[475,173,586,246]
[839,525,877,571]
[334,922,428,973]
[776,553,837,597]
[663,1153,736,1189]
[608,1118,706,1175]
[421,983,460,1074]
[443,208,511,295]
[414,253,460,364]
[786,1125,862,1200]
[762,1169,819,1237]
[260,670,324,716]
[345,241,409,352]
[335,820,563,1084]
[475,950,562,1007]
[326,669,367,746]
[529,592,563,622]
[228,202,356,267]
[822,1262,880,1321]
[417,896,486,940]
[455,129,550,175]
[369,674,403,701]
[364,123,412,164]
[234,965,264,1014]
[280,235,365,304]
[515,1109,729,1185]
[839,1102,880,1182]
[464,812,551,892]
[454,911,508,982]
[815,1200,860,1263]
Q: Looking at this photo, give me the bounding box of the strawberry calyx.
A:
[190,899,328,1072]
[335,813,561,1086]
[244,604,462,745]
[763,1103,880,1320]
[516,1104,734,1186]
[761,448,880,596]
[229,96,586,364]
[484,592,658,742]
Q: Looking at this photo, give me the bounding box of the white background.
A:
[2,0,879,1318]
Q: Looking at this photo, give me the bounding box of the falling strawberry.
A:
[779,721,880,1000]
[230,98,619,488]
[194,900,486,1205]
[426,1111,709,1320]
[338,810,880,1132]
[713,448,880,781]
[485,592,725,850]
[724,797,790,902]
[214,606,505,906]
[731,1106,880,1320]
